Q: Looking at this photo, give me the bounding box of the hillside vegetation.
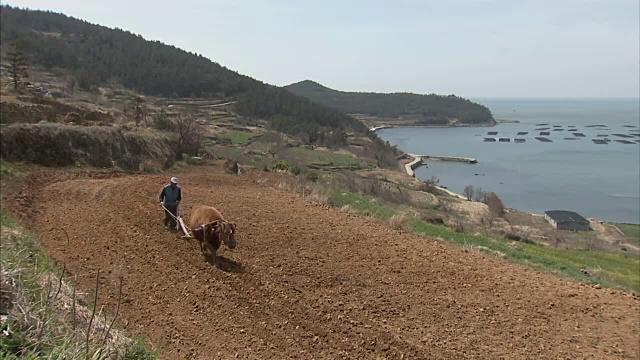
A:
[0,5,367,145]
[0,123,175,170]
[286,80,495,125]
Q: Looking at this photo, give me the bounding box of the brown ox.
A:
[189,205,237,259]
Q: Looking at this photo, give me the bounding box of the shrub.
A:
[505,232,536,245]
[138,159,163,173]
[422,215,445,225]
[437,200,453,214]
[122,337,157,360]
[418,179,445,196]
[361,181,411,205]
[272,160,290,171]
[306,172,319,182]
[182,153,202,165]
[0,123,175,170]
[388,214,408,231]
[308,188,330,206]
[453,222,465,233]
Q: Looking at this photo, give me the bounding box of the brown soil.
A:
[6,165,639,359]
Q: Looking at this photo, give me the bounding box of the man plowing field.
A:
[159,176,181,231]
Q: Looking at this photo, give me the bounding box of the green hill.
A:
[285,80,495,125]
[0,6,367,144]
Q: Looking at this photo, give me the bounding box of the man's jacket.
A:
[159,184,181,206]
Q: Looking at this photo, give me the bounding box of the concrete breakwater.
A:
[404,153,477,177]
[421,155,477,164]
[369,123,495,132]
[402,153,472,199]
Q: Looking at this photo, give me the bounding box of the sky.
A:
[3,0,639,98]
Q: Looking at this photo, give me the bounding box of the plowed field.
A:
[6,166,639,359]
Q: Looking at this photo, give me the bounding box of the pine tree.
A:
[7,41,28,89]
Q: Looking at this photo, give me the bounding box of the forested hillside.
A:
[0,6,367,144]
[286,80,495,125]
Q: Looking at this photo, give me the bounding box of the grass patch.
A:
[218,130,262,145]
[520,243,639,292]
[0,210,158,359]
[205,146,245,160]
[613,223,640,245]
[287,147,367,168]
[331,191,397,219]
[0,161,37,181]
[331,190,640,293]
[201,139,216,147]
[409,219,639,292]
[209,115,237,123]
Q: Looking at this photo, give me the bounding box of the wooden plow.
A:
[161,203,194,238]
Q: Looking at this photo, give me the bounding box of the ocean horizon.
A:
[377,98,640,224]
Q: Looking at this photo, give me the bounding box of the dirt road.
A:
[7,166,639,359]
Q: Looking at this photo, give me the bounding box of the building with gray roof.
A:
[544,210,591,231]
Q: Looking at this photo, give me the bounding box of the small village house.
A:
[544,210,591,231]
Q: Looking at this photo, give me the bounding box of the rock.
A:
[594,284,602,289]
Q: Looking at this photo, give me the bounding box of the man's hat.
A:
[170,177,178,184]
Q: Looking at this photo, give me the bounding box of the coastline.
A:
[377,100,640,225]
[369,122,498,132]
[368,118,524,132]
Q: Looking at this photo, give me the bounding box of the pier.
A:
[369,125,393,132]
[404,153,477,177]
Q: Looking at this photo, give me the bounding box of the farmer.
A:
[159,176,182,230]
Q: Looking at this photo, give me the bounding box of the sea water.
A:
[377,99,640,224]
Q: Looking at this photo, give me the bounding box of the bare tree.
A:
[474,187,489,203]
[152,108,173,130]
[267,132,287,159]
[63,76,77,95]
[487,192,505,216]
[174,114,203,157]
[485,192,505,227]
[485,210,497,227]
[463,185,475,201]
[133,96,145,125]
